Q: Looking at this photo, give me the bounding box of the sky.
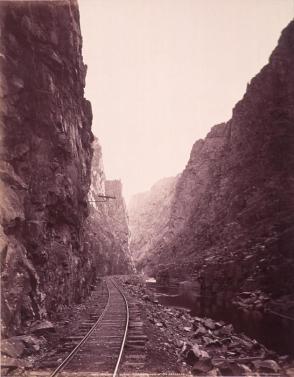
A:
[79,0,293,202]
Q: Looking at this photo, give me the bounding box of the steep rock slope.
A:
[128,177,178,268]
[86,139,134,275]
[0,0,94,337]
[140,21,294,299]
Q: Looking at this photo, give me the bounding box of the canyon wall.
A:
[86,139,134,275]
[133,21,294,301]
[0,0,114,338]
[128,177,178,269]
[128,21,294,352]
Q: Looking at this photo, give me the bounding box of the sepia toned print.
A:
[0,1,293,376]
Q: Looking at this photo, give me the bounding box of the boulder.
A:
[206,368,221,376]
[174,339,183,348]
[203,318,216,330]
[182,343,210,366]
[254,359,281,373]
[14,335,46,353]
[206,339,222,348]
[0,338,24,358]
[193,322,207,335]
[30,320,55,334]
[192,358,213,375]
[213,360,252,376]
[0,355,33,369]
[286,367,294,377]
[218,324,234,336]
[237,364,253,376]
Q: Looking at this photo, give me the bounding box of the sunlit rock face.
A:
[138,21,294,298]
[0,0,94,336]
[85,140,134,275]
[128,177,178,271]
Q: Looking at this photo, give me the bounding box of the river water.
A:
[147,281,294,356]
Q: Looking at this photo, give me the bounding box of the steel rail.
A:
[111,277,130,377]
[48,279,111,377]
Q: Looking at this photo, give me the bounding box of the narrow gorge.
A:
[0,1,293,375]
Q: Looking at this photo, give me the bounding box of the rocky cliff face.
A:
[128,21,294,352]
[128,177,178,269]
[137,21,294,300]
[86,140,134,275]
[0,0,94,337]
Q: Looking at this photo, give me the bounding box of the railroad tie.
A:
[38,278,142,376]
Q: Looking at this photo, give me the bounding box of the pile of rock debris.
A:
[122,277,294,376]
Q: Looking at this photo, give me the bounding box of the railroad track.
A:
[31,276,147,376]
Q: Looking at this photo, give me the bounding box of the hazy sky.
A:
[79,0,293,202]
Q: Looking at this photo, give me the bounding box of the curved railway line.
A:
[34,277,146,376]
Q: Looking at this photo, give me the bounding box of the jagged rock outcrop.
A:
[86,139,134,275]
[0,0,94,337]
[128,177,178,268]
[136,21,294,298]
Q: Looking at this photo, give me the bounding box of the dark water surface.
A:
[148,282,294,356]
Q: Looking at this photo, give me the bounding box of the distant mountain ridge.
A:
[128,176,178,269]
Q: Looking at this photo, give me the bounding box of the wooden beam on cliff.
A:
[88,194,116,203]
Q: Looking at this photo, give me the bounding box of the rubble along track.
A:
[44,276,146,377]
